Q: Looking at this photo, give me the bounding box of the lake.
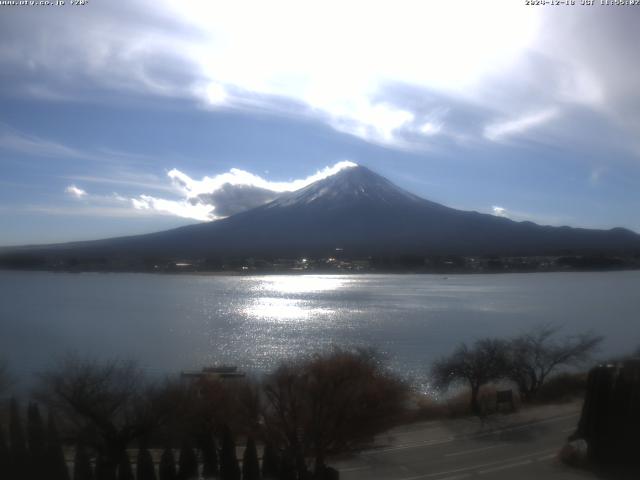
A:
[1,270,639,392]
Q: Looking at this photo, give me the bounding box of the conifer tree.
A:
[73,444,94,480]
[46,411,70,480]
[241,437,260,480]
[9,398,28,480]
[177,440,198,480]
[260,443,279,480]
[136,446,157,480]
[219,425,240,480]
[27,402,47,479]
[199,434,218,479]
[117,452,134,480]
[95,452,116,480]
[277,450,295,480]
[159,448,177,480]
[0,424,10,479]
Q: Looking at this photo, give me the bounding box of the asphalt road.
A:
[334,407,598,480]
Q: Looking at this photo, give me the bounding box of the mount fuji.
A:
[3,165,640,263]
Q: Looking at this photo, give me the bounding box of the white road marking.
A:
[537,453,557,461]
[478,459,532,474]
[365,437,455,454]
[444,444,499,457]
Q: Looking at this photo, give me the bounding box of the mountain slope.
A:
[4,165,640,260]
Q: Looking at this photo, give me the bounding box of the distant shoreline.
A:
[2,265,639,276]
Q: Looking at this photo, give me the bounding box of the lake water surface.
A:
[1,270,639,391]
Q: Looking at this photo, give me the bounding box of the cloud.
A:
[0,129,93,160]
[2,2,640,153]
[0,126,156,166]
[65,185,87,199]
[58,188,171,219]
[0,1,539,148]
[492,206,507,217]
[487,204,569,227]
[484,108,560,142]
[130,195,214,222]
[195,184,279,217]
[62,173,177,193]
[22,205,160,219]
[170,160,357,197]
[55,161,358,222]
[589,166,608,186]
[130,161,358,221]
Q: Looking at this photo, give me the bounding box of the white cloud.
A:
[0,127,155,166]
[23,205,159,218]
[65,185,87,199]
[131,160,358,221]
[130,195,214,221]
[0,129,92,160]
[56,161,357,222]
[169,161,357,198]
[171,0,540,146]
[5,2,640,152]
[0,1,541,148]
[492,206,507,217]
[589,166,607,186]
[62,174,177,193]
[419,122,442,136]
[486,204,569,227]
[484,108,560,142]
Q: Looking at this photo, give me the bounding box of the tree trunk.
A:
[470,385,480,415]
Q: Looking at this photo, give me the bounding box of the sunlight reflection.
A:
[243,297,335,322]
[252,275,351,294]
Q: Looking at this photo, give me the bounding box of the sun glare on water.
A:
[250,275,352,295]
[243,297,335,322]
[240,275,352,321]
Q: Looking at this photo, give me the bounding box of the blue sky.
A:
[1,1,639,246]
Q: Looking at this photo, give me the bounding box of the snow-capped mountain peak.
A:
[268,165,422,208]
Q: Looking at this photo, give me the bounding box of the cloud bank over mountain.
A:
[2,1,639,153]
[66,161,358,221]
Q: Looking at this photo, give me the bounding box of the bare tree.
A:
[262,348,408,476]
[36,354,169,477]
[506,325,602,402]
[431,338,509,414]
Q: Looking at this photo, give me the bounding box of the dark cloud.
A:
[194,184,279,217]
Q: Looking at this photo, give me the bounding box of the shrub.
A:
[159,448,177,480]
[535,372,587,403]
[242,437,260,480]
[73,444,94,480]
[177,441,198,480]
[219,425,240,480]
[136,446,156,480]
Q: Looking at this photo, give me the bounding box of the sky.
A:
[1,0,640,246]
